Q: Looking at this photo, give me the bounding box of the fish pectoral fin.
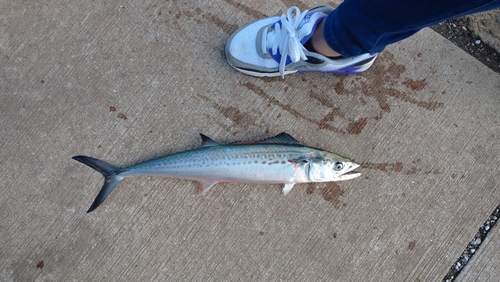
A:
[197,181,218,195]
[282,183,295,195]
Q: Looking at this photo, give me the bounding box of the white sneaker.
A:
[225,6,377,78]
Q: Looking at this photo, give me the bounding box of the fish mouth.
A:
[337,164,361,181]
[337,171,362,181]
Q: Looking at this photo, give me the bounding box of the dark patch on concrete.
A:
[308,91,350,131]
[351,52,443,112]
[405,166,419,175]
[362,162,404,173]
[218,105,257,129]
[408,240,416,250]
[306,183,315,194]
[241,81,343,132]
[308,90,338,108]
[451,172,465,180]
[36,260,44,269]
[405,166,442,174]
[117,113,127,120]
[241,51,442,136]
[427,169,441,175]
[174,8,237,34]
[403,79,426,91]
[259,231,264,236]
[347,118,368,134]
[222,0,267,18]
[332,232,337,238]
[334,76,346,95]
[280,0,309,10]
[109,106,116,112]
[242,81,376,134]
[321,183,344,208]
[316,108,344,131]
[198,94,257,134]
[200,10,238,35]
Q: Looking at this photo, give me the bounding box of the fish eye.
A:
[334,162,344,171]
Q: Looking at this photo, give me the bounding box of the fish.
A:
[73,133,361,212]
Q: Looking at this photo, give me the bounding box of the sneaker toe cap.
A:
[225,17,280,70]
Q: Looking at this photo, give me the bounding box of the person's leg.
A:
[225,2,500,77]
[323,0,500,56]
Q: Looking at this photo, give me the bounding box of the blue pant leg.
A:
[323,0,500,56]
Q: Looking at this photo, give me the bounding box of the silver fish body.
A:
[73,133,360,212]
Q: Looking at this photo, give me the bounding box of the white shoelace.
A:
[261,7,312,78]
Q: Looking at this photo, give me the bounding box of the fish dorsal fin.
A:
[200,134,220,147]
[231,133,303,145]
[259,133,302,145]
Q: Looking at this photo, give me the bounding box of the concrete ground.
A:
[468,9,500,54]
[1,1,499,281]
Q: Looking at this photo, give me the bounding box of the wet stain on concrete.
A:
[117,113,127,120]
[218,105,257,128]
[242,81,376,134]
[308,91,350,131]
[241,52,443,135]
[404,159,442,175]
[334,76,346,95]
[405,166,419,175]
[347,118,368,134]
[403,79,426,91]
[451,173,465,179]
[174,8,238,34]
[222,0,267,18]
[36,260,44,269]
[316,108,343,131]
[306,183,345,209]
[362,162,404,173]
[200,11,239,35]
[109,106,116,112]
[344,52,444,113]
[406,167,442,175]
[199,94,257,133]
[363,159,445,176]
[321,183,345,209]
[306,183,315,194]
[430,169,441,174]
[241,81,344,132]
[408,240,417,250]
[280,0,309,10]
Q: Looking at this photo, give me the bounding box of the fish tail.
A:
[72,155,123,213]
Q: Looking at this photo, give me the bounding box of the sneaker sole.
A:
[227,54,377,77]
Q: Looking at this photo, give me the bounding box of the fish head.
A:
[308,153,361,182]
